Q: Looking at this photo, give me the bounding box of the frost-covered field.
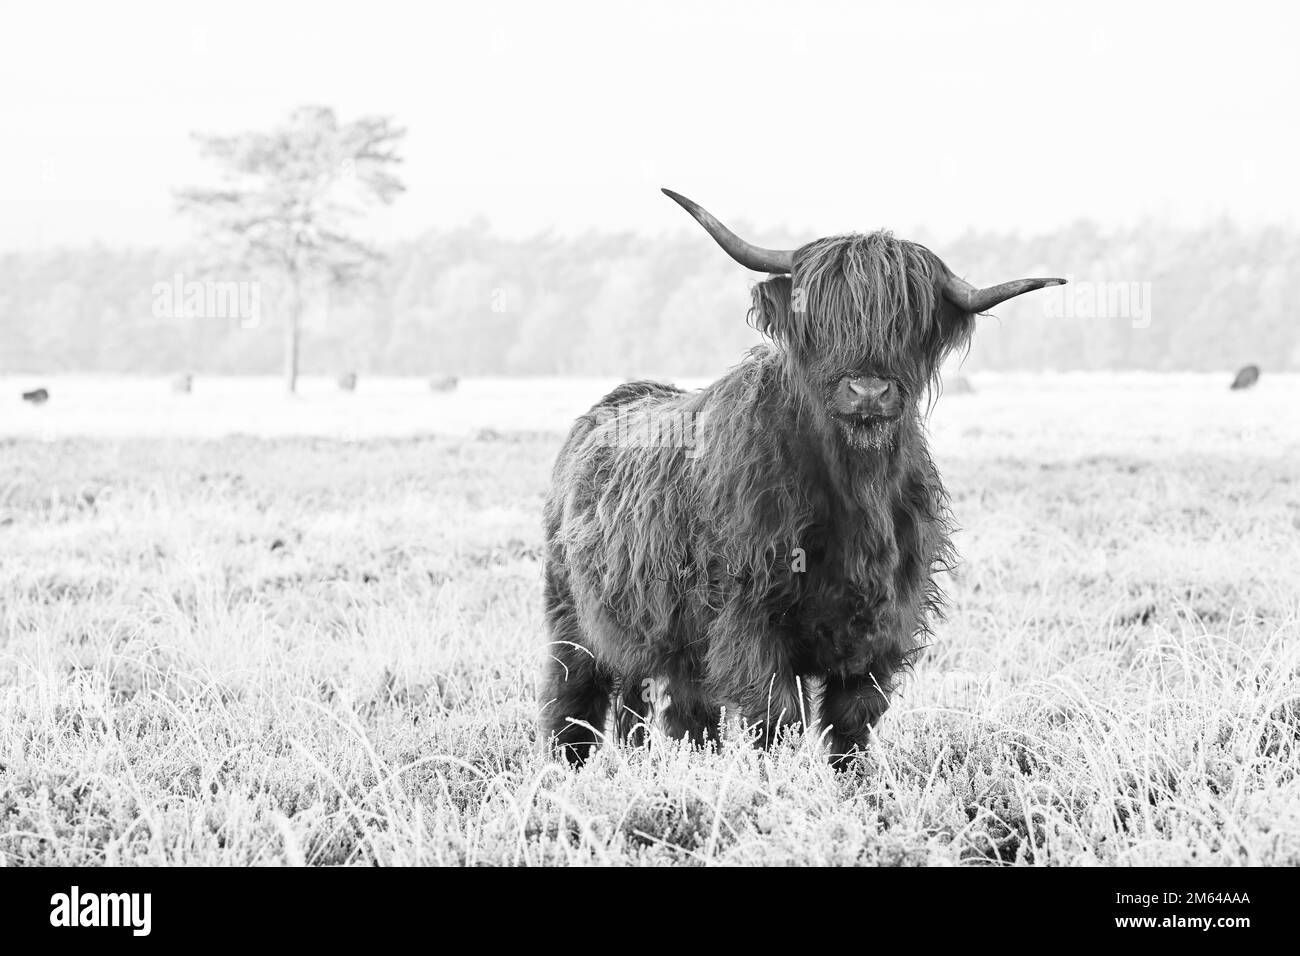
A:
[1,373,1297,865]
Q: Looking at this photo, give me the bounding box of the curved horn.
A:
[662,188,794,274]
[943,274,1067,314]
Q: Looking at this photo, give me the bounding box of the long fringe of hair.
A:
[750,231,974,402]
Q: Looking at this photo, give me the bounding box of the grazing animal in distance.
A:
[429,374,459,393]
[1230,365,1260,390]
[172,373,193,394]
[944,373,975,395]
[540,189,1066,768]
[338,371,358,392]
[22,388,49,405]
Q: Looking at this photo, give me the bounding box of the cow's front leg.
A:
[821,672,892,769]
[659,679,720,749]
[704,607,812,749]
[733,672,809,750]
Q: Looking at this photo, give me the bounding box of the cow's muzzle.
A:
[833,376,902,422]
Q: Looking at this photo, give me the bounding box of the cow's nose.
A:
[848,377,895,406]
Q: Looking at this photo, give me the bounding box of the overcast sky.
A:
[2,0,1297,250]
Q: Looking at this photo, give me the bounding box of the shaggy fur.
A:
[541,231,976,767]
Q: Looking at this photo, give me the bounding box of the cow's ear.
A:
[748,276,793,341]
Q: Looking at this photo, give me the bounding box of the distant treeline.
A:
[2,219,1297,376]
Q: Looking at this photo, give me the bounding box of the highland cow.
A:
[540,189,1064,768]
[1230,364,1260,390]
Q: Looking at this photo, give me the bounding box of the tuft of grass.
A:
[1,430,1297,865]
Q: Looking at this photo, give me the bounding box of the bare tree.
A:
[177,106,405,391]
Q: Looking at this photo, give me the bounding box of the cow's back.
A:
[545,380,699,653]
[547,379,687,524]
